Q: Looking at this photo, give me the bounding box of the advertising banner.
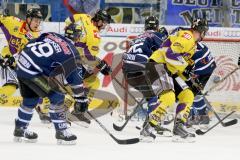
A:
[166,0,240,27]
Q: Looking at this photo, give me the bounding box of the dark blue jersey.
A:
[123,30,167,63]
[16,32,83,93]
[192,42,216,76]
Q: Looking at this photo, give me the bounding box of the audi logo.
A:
[223,30,240,37]
[129,27,144,33]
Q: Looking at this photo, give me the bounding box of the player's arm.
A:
[60,53,88,112]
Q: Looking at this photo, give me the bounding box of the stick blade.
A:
[116,138,140,145]
[113,123,124,131]
[223,119,238,127]
[195,129,206,135]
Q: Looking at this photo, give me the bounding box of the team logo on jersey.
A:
[10,36,21,48]
[93,30,100,39]
[173,42,183,49]
[182,32,192,40]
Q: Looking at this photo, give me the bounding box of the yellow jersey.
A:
[65,14,101,62]
[0,15,40,57]
[150,29,196,75]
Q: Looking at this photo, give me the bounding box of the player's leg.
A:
[138,63,175,140]
[15,76,77,144]
[188,75,211,127]
[173,87,195,142]
[14,79,39,143]
[188,95,210,126]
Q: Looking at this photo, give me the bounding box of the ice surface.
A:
[0,107,239,160]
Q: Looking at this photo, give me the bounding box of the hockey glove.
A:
[96,60,111,75]
[158,27,168,41]
[73,96,89,113]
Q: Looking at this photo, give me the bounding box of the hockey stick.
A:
[51,77,140,145]
[202,95,238,127]
[87,111,139,144]
[112,77,145,131]
[203,67,240,95]
[112,76,147,131]
[195,111,236,135]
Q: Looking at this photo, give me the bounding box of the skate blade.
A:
[57,139,77,145]
[13,137,37,143]
[172,135,195,143]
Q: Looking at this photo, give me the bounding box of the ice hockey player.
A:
[142,18,209,142]
[168,26,216,128]
[13,24,86,145]
[122,15,169,136]
[64,9,112,125]
[0,8,51,123]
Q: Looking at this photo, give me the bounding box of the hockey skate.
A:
[140,121,156,142]
[56,129,77,145]
[67,110,91,128]
[172,119,196,143]
[13,125,38,143]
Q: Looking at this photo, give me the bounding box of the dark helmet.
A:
[92,9,112,24]
[145,16,159,31]
[26,8,43,19]
[64,23,82,41]
[191,18,209,35]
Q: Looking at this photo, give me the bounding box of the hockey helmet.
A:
[191,18,209,37]
[92,9,112,24]
[145,16,159,31]
[26,8,43,19]
[65,23,82,41]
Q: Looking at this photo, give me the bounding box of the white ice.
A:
[0,107,239,160]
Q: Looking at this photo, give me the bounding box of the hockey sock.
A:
[16,97,39,128]
[192,96,208,116]
[48,92,68,131]
[49,105,68,131]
